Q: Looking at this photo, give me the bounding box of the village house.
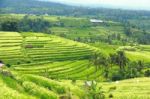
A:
[0,61,4,68]
[90,19,104,23]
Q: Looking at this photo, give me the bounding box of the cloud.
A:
[40,0,150,10]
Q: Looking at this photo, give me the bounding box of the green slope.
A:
[0,31,106,81]
[0,73,85,99]
[0,31,101,64]
[98,77,150,99]
[0,31,149,99]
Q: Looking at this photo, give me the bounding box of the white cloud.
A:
[41,0,150,10]
[100,0,149,7]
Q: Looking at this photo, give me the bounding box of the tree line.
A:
[90,50,150,81]
[0,15,51,33]
[1,0,150,21]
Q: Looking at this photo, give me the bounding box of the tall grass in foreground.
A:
[24,74,66,94]
[23,81,58,99]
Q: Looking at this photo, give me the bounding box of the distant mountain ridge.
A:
[0,0,68,8]
[0,0,150,21]
[0,0,73,15]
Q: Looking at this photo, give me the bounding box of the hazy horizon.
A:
[39,0,150,11]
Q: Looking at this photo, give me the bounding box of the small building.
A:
[85,80,97,87]
[44,13,49,16]
[90,19,103,23]
[0,60,4,68]
[0,62,4,68]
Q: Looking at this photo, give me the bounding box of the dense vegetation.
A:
[0,14,150,45]
[1,0,150,20]
[0,0,150,98]
[0,31,149,99]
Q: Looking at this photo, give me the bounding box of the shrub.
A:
[109,86,117,92]
[17,62,21,65]
[26,61,31,64]
[145,70,150,77]
[25,45,33,48]
[71,79,76,84]
[111,74,123,81]
[6,64,11,68]
[109,93,114,98]
[1,70,13,78]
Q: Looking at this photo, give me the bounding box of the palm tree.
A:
[116,51,128,70]
[110,50,128,71]
[89,52,107,71]
[137,60,144,72]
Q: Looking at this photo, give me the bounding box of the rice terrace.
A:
[0,0,150,99]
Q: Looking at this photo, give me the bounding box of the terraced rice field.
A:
[0,31,104,80]
[0,73,86,99]
[1,31,149,99]
[0,31,99,63]
[123,45,150,63]
[0,31,103,98]
[99,77,150,99]
[13,60,104,80]
[0,32,25,64]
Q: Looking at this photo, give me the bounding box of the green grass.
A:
[116,45,150,63]
[98,77,150,99]
[1,72,150,99]
[126,51,150,63]
[51,25,126,44]
[0,74,35,99]
[22,81,58,99]
[89,42,119,55]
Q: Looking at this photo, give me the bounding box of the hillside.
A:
[0,31,106,80]
[1,14,149,45]
[0,0,71,15]
[0,31,106,99]
[0,31,149,99]
[0,0,150,98]
[1,0,150,21]
[0,73,86,99]
[99,77,150,99]
[1,73,150,99]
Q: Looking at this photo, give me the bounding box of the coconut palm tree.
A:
[89,52,108,71]
[110,50,128,71]
[117,51,128,70]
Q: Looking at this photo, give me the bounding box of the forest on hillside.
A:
[0,0,150,99]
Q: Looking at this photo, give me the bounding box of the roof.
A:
[90,19,103,23]
[0,63,4,67]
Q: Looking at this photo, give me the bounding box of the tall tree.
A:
[90,52,108,71]
[110,51,128,70]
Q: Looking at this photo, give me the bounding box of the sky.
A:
[40,0,150,10]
